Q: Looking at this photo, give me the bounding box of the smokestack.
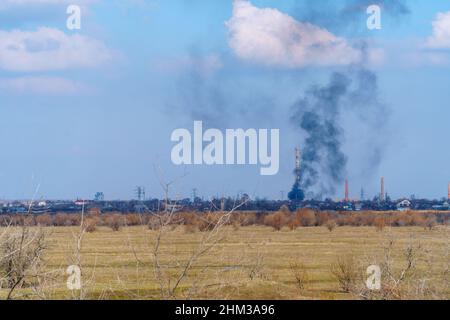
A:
[345,180,349,202]
[448,183,450,201]
[289,147,305,202]
[380,177,385,201]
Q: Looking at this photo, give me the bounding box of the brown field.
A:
[0,222,448,300]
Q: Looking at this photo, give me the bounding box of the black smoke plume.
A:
[288,0,407,198]
[288,180,305,202]
[291,73,350,197]
[290,64,388,198]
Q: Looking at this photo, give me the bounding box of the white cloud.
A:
[0,76,87,94]
[225,0,362,68]
[425,11,450,49]
[0,27,113,72]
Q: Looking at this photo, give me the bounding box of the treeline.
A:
[0,207,448,232]
[259,207,448,231]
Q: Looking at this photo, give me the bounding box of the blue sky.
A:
[0,0,449,201]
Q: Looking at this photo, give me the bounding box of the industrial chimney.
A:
[448,183,450,201]
[288,147,305,202]
[380,177,385,201]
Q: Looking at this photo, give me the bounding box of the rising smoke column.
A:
[291,72,351,197]
[291,65,389,198]
[288,0,410,198]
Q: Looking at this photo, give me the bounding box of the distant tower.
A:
[295,147,301,183]
[380,177,385,201]
[448,183,450,201]
[360,187,365,201]
[345,180,349,202]
[289,147,305,202]
[135,186,145,201]
[192,188,197,201]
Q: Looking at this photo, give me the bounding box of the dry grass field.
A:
[1,223,448,300]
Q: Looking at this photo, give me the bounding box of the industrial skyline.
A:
[3,148,449,204]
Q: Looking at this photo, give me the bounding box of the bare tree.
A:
[67,201,97,300]
[357,233,449,300]
[0,187,49,300]
[125,168,248,299]
[149,199,247,299]
[153,164,188,211]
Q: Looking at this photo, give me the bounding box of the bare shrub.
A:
[248,250,266,281]
[0,228,47,299]
[289,262,309,292]
[0,215,11,227]
[374,217,386,232]
[279,205,290,214]
[230,212,257,228]
[316,212,331,226]
[69,214,82,226]
[424,215,437,230]
[411,214,426,227]
[379,241,418,299]
[177,211,197,225]
[392,212,412,227]
[264,211,289,231]
[35,214,53,227]
[55,213,79,227]
[239,212,258,226]
[23,215,36,227]
[9,216,24,227]
[295,209,317,227]
[124,214,142,226]
[336,214,350,226]
[148,215,162,230]
[105,214,123,232]
[52,213,81,226]
[356,238,428,300]
[287,215,299,231]
[84,218,98,233]
[325,220,337,232]
[197,213,222,232]
[54,213,70,226]
[330,254,359,293]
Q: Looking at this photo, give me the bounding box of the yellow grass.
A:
[0,225,448,300]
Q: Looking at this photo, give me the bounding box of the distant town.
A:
[1,193,449,215]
